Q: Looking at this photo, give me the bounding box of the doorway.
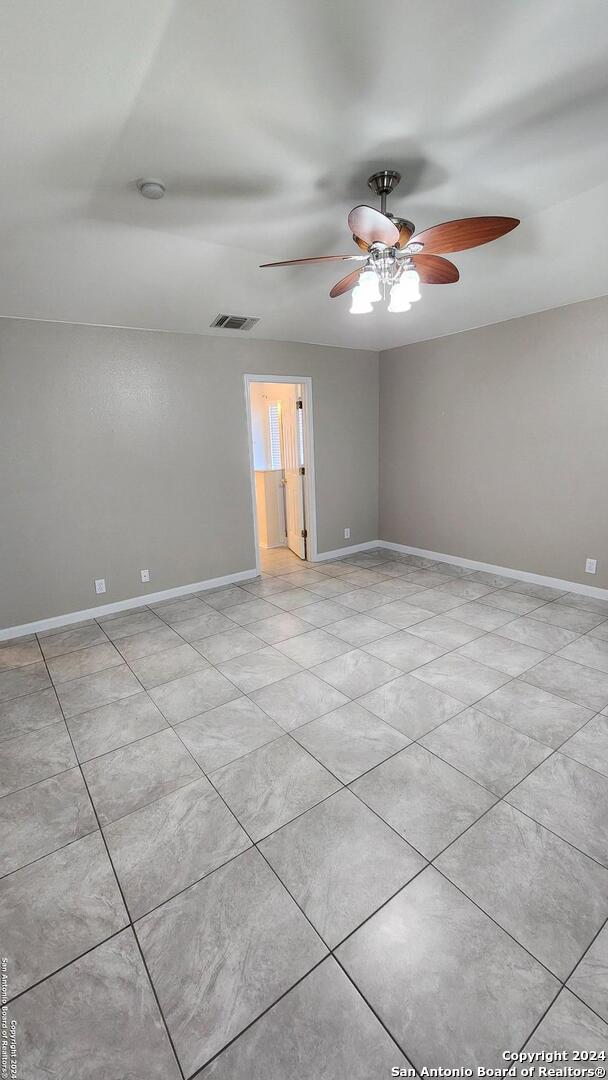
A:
[245,375,317,574]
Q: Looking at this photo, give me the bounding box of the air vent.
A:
[210,313,260,332]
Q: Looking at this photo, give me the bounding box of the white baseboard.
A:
[0,568,259,642]
[313,541,380,562]
[379,541,608,601]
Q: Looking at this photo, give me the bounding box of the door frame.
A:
[244,374,318,574]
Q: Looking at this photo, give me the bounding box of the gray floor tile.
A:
[468,571,514,588]
[0,639,42,669]
[411,652,510,704]
[477,679,593,748]
[407,614,485,649]
[434,578,495,600]
[507,753,608,866]
[340,588,405,612]
[529,603,606,633]
[210,735,340,841]
[170,609,236,641]
[360,673,465,739]
[114,624,183,662]
[295,599,354,627]
[82,728,201,825]
[312,648,401,698]
[407,589,469,614]
[0,768,97,876]
[278,569,328,588]
[523,655,608,711]
[303,578,353,599]
[203,957,410,1079]
[0,831,127,998]
[202,584,253,606]
[342,568,390,587]
[436,802,608,979]
[193,625,264,663]
[148,666,240,723]
[478,590,548,615]
[250,671,348,731]
[275,628,351,666]
[0,687,62,743]
[0,661,51,703]
[506,581,567,601]
[128,642,209,688]
[217,647,301,692]
[104,776,250,919]
[451,600,517,630]
[561,714,608,777]
[559,635,608,674]
[238,577,293,597]
[336,867,558,1068]
[368,599,436,627]
[367,578,423,600]
[524,989,608,1052]
[0,721,77,797]
[47,641,122,685]
[9,929,181,1079]
[153,596,210,624]
[591,620,608,641]
[568,924,608,1022]
[38,618,95,639]
[496,615,579,653]
[55,664,141,718]
[421,708,551,796]
[457,633,547,676]
[364,629,447,671]
[65,692,167,761]
[293,701,410,783]
[227,597,285,623]
[260,788,424,947]
[100,609,164,641]
[559,594,608,617]
[351,744,495,859]
[246,611,310,644]
[325,613,395,647]
[136,847,326,1074]
[176,696,282,771]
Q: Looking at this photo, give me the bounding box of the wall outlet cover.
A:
[140,569,150,583]
[94,578,106,594]
[585,558,598,575]
[344,528,351,539]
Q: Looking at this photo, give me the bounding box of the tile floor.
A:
[2,544,608,1077]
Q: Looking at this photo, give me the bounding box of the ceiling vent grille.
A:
[210,313,260,331]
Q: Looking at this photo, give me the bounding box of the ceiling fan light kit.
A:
[260,170,519,316]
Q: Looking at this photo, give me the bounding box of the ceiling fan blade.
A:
[397,222,413,248]
[353,235,370,253]
[410,254,459,284]
[409,216,519,255]
[348,205,400,247]
[260,254,366,268]
[329,267,363,298]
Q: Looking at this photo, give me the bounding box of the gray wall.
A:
[379,295,608,589]
[0,319,379,629]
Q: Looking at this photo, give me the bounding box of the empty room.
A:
[1,1,608,1075]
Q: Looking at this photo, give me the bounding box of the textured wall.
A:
[379,295,608,588]
[0,320,378,628]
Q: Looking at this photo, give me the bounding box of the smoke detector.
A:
[136,178,166,200]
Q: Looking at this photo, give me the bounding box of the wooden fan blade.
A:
[353,235,370,253]
[260,254,365,268]
[410,216,519,255]
[410,254,459,284]
[329,267,363,298]
[348,205,400,247]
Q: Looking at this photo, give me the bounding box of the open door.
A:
[281,391,306,559]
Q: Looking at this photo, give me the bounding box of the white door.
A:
[281,392,306,559]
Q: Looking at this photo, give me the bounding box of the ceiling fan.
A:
[260,170,519,314]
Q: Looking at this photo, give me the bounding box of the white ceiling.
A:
[2,0,608,351]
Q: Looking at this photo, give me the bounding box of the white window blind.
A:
[268,402,282,469]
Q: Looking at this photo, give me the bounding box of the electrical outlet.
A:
[95,578,106,595]
[140,569,150,583]
[585,558,598,575]
[344,528,351,539]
